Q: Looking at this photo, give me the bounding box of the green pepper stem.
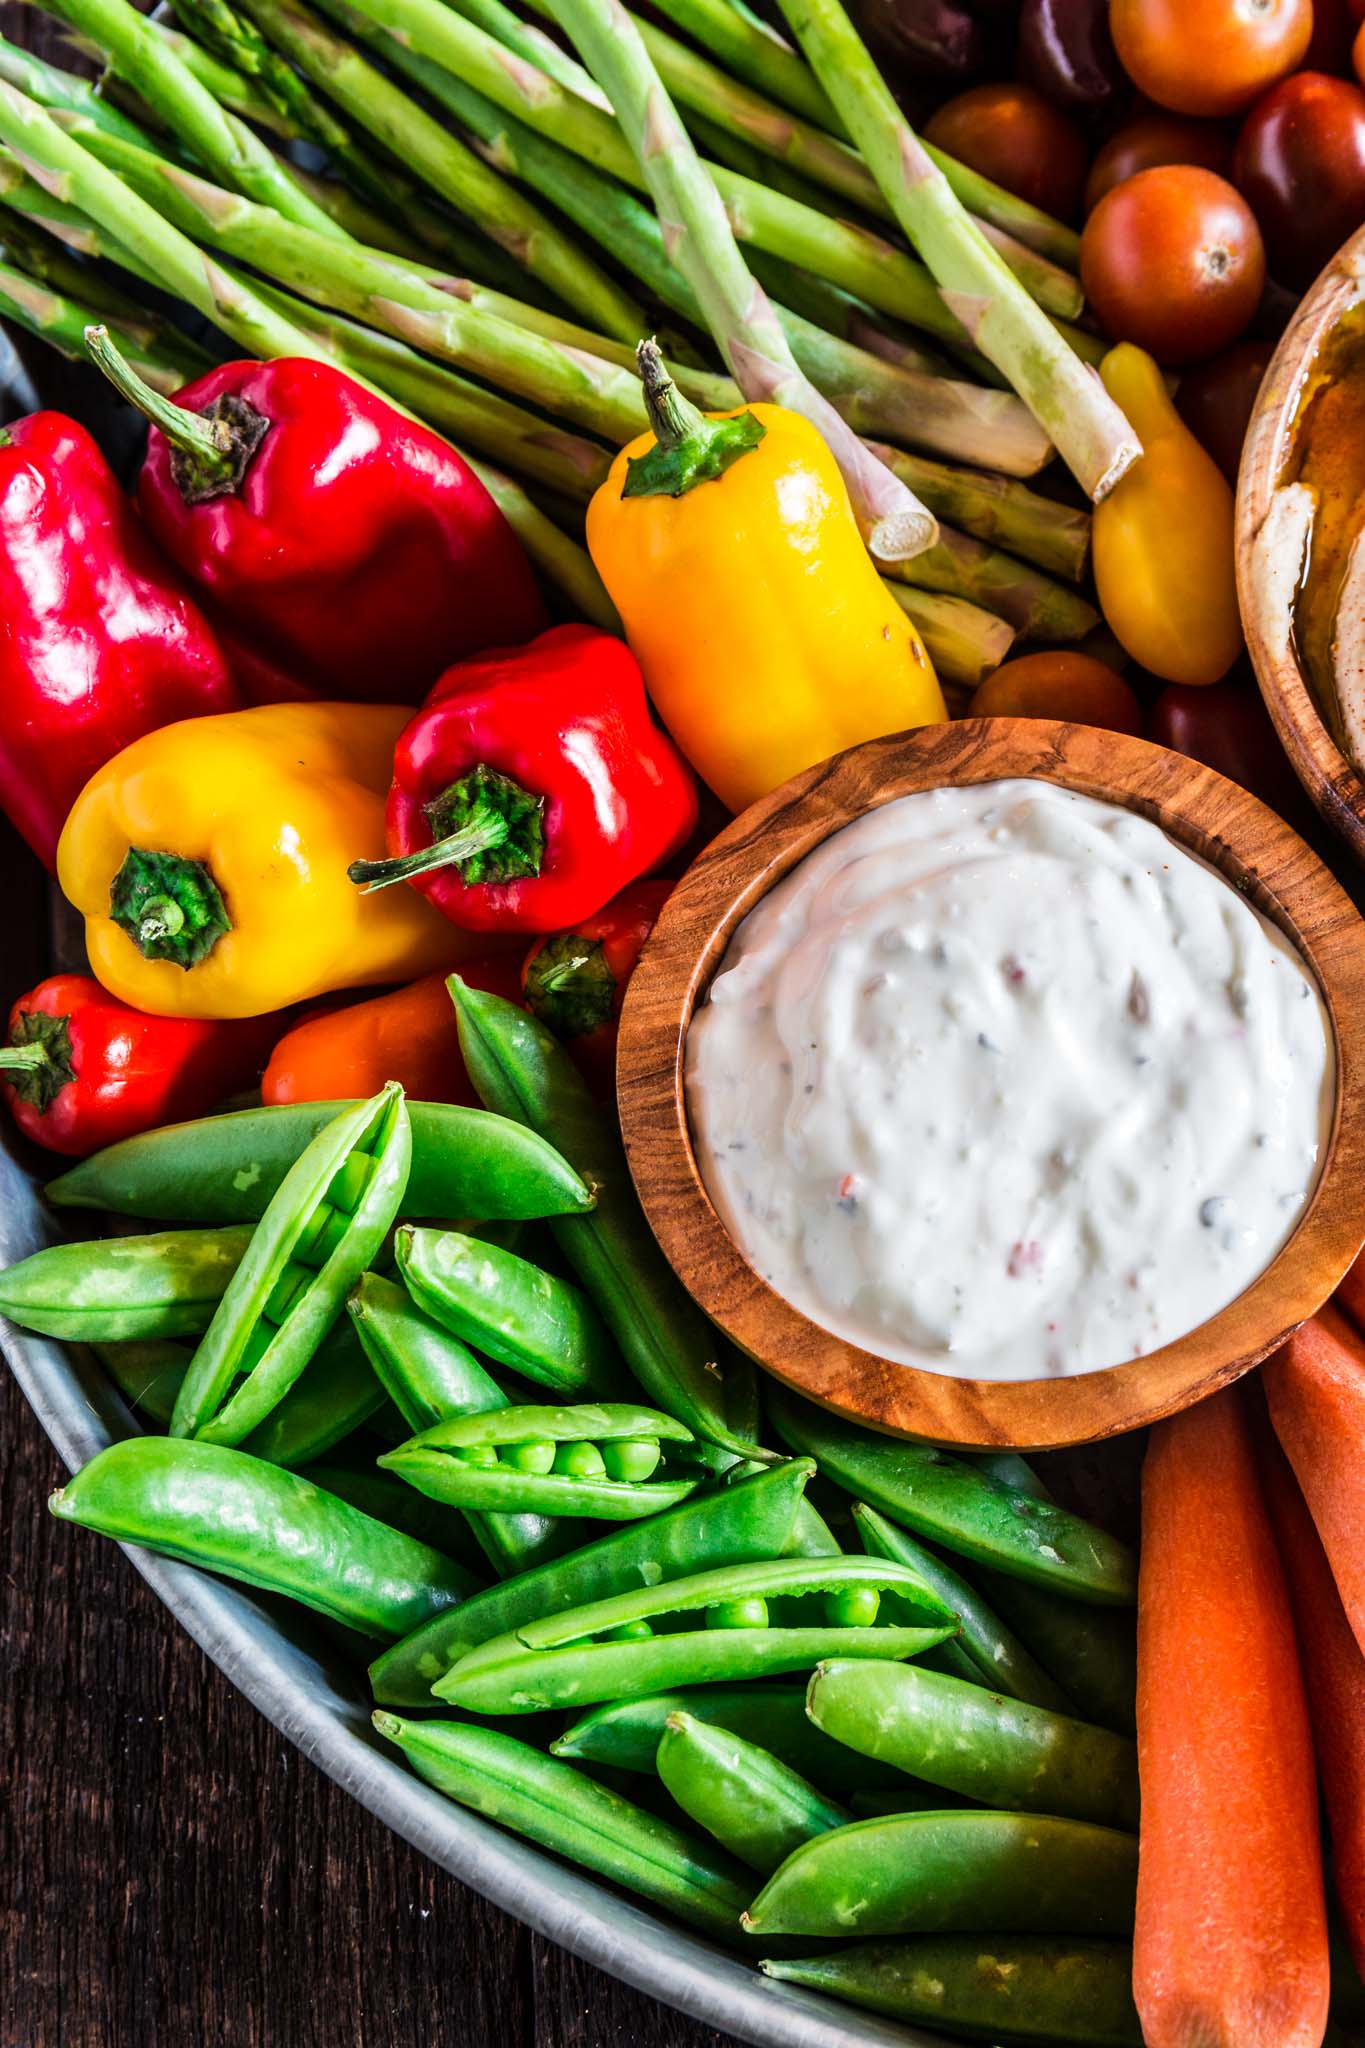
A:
[349,762,545,893]
[0,1043,49,1072]
[622,338,765,499]
[84,323,269,503]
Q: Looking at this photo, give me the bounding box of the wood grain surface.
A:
[619,717,1365,1451]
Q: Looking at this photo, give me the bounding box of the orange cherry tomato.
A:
[968,652,1143,733]
[1084,112,1234,213]
[1174,337,1274,480]
[923,83,1090,219]
[1110,0,1312,116]
[1080,165,1265,363]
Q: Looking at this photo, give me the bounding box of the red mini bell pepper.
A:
[349,625,698,934]
[89,331,546,703]
[0,975,276,1157]
[523,880,672,1097]
[0,411,239,871]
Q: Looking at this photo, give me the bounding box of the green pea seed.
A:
[327,1152,373,1214]
[604,1619,655,1642]
[554,1440,607,1479]
[262,1260,313,1326]
[452,1444,501,1469]
[600,1438,661,1483]
[500,1439,557,1474]
[707,1596,769,1629]
[826,1586,880,1627]
[293,1201,335,1264]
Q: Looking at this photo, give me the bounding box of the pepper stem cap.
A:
[0,1008,74,1113]
[349,763,544,894]
[85,324,269,503]
[622,338,765,499]
[109,847,231,969]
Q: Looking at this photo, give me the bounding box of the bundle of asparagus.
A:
[0,0,1122,690]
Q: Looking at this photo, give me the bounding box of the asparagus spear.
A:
[0,198,207,350]
[871,443,1090,582]
[230,0,648,339]
[888,583,1016,694]
[139,19,296,132]
[773,0,1138,500]
[0,28,157,147]
[30,0,350,236]
[0,247,208,391]
[884,527,1098,641]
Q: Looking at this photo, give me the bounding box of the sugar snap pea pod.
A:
[657,1713,850,1876]
[447,978,762,1457]
[373,1716,751,1941]
[553,1687,894,1796]
[743,1810,1139,1938]
[807,1659,1139,1830]
[368,1456,817,1706]
[0,1226,252,1341]
[976,1566,1138,1736]
[976,1449,1056,1500]
[349,1272,573,1577]
[437,1557,956,1714]
[762,1938,1142,2043]
[379,1402,700,1521]
[396,1224,625,1398]
[46,1099,593,1223]
[768,1384,1135,1605]
[300,1462,485,1567]
[854,1504,1075,1714]
[171,1086,411,1447]
[50,1438,482,1638]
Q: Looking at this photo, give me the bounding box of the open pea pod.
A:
[552,1686,893,1799]
[379,1401,699,1520]
[171,1085,410,1446]
[436,1555,957,1714]
[368,1457,816,1707]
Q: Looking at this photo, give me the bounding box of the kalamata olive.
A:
[1148,676,1306,816]
[924,83,1090,218]
[1234,71,1365,287]
[1017,0,1127,116]
[850,0,990,85]
[1174,337,1273,479]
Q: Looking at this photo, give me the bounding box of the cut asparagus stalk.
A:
[887,582,1016,692]
[883,526,1099,640]
[30,0,349,235]
[773,0,1138,500]
[870,442,1090,582]
[0,247,208,390]
[231,0,649,338]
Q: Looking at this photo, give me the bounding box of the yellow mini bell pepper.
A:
[1092,343,1242,688]
[58,702,458,1020]
[585,344,946,814]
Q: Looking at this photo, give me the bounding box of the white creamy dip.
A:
[685,779,1333,1382]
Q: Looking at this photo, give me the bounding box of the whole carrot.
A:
[1265,1306,1365,1656]
[1255,1412,1365,1982]
[1335,1249,1365,1335]
[1134,1388,1328,2048]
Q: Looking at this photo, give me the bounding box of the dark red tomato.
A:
[1084,113,1234,212]
[1305,0,1355,73]
[1017,0,1127,115]
[923,83,1089,218]
[1110,0,1311,115]
[1148,677,1306,814]
[1080,165,1265,362]
[969,652,1143,732]
[1174,338,1274,480]
[1234,72,1365,286]
[1352,0,1365,27]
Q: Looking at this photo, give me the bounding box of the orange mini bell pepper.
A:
[586,343,945,814]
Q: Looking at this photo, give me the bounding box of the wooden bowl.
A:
[617,718,1365,1450]
[1239,223,1365,861]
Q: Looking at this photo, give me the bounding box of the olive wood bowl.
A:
[617,717,1365,1451]
[1239,222,1365,862]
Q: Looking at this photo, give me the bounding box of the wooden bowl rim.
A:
[1238,225,1365,861]
[616,717,1365,1450]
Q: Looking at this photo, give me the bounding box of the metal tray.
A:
[0,332,949,2048]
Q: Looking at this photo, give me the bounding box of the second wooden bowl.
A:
[617,718,1365,1450]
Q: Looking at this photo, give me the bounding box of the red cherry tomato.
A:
[1148,677,1306,815]
[1080,166,1265,363]
[1110,0,1311,116]
[969,652,1143,733]
[1236,71,1365,285]
[1084,113,1234,212]
[1174,338,1274,480]
[922,83,1089,219]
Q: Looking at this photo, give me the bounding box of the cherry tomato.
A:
[969,652,1143,733]
[1174,337,1274,479]
[1148,676,1306,814]
[1080,166,1265,363]
[1084,113,1234,212]
[1110,0,1311,116]
[923,83,1089,218]
[1236,71,1365,285]
[1017,0,1126,116]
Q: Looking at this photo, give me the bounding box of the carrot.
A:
[1335,1248,1365,1336]
[1264,1306,1365,1659]
[1134,1386,1329,2048]
[1254,1409,1365,1983]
